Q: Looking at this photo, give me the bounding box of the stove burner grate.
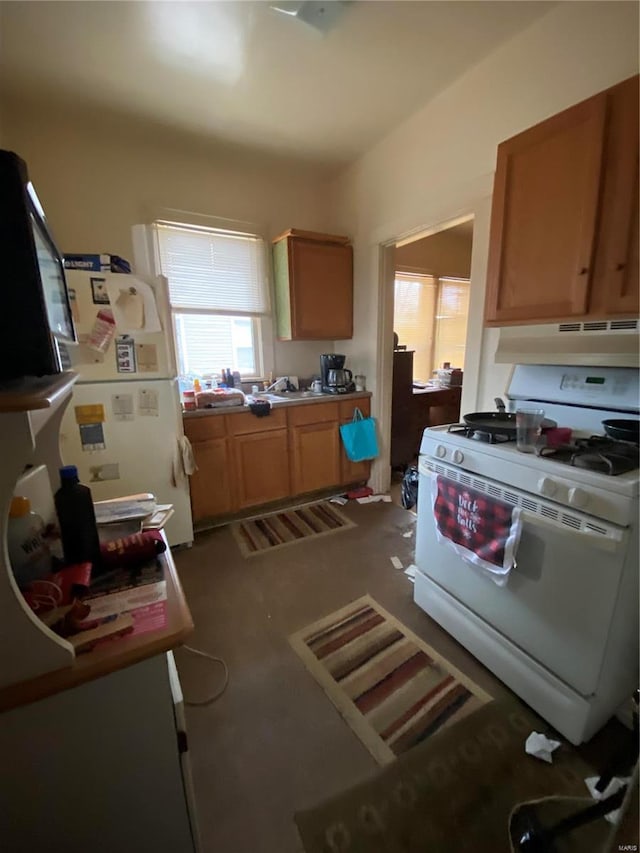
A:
[447,424,514,444]
[538,435,639,476]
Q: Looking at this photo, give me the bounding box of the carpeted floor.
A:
[172,498,629,853]
[294,699,610,853]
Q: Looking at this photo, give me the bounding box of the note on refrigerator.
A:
[138,387,159,417]
[105,277,161,333]
[135,343,159,373]
[115,335,137,373]
[112,393,134,422]
[79,422,106,451]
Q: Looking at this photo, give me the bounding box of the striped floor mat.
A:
[231,502,356,557]
[290,595,491,764]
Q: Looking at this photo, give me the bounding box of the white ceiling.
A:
[0,1,554,167]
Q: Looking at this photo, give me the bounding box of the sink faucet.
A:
[264,376,288,393]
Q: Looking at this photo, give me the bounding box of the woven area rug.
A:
[289,594,491,765]
[295,700,610,853]
[231,502,355,557]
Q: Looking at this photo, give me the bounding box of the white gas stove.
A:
[414,364,639,744]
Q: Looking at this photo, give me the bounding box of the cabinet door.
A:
[189,438,234,523]
[485,93,607,324]
[289,239,353,339]
[339,399,371,485]
[292,422,341,494]
[233,429,291,509]
[590,75,639,317]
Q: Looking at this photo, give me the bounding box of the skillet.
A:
[463,411,557,436]
[602,419,640,444]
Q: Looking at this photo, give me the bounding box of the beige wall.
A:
[329,1,639,490]
[0,95,336,378]
[395,226,472,279]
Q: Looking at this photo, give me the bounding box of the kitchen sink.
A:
[247,391,324,404]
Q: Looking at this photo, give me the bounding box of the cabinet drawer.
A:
[339,398,370,420]
[288,402,339,427]
[227,408,287,435]
[183,415,227,442]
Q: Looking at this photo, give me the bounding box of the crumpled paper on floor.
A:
[585,775,631,824]
[525,732,561,763]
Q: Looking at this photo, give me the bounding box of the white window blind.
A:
[154,220,268,379]
[433,278,470,371]
[394,273,470,381]
[155,222,269,315]
[394,274,437,382]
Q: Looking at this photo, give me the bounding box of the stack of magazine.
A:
[93,494,174,543]
[69,495,174,650]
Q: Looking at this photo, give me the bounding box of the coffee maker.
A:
[320,354,355,394]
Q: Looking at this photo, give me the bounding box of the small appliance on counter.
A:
[320,353,355,394]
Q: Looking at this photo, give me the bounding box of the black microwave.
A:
[0,150,76,381]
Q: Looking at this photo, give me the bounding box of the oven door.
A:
[415,466,628,696]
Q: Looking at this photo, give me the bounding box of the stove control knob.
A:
[435,445,447,459]
[568,487,589,509]
[537,477,557,498]
[452,449,465,464]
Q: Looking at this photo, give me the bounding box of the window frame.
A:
[394,271,470,380]
[149,216,274,382]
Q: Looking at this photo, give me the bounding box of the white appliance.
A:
[414,364,639,744]
[60,270,193,547]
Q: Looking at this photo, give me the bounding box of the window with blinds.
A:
[433,278,470,372]
[154,221,269,378]
[394,273,469,380]
[394,274,437,382]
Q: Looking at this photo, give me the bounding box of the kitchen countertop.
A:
[183,389,372,418]
[0,532,193,713]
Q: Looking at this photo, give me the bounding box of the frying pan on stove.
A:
[602,419,640,443]
[463,412,557,436]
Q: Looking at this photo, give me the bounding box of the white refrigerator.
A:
[59,270,194,547]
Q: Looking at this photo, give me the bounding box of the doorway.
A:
[389,219,474,471]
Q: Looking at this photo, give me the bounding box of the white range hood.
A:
[495,319,639,368]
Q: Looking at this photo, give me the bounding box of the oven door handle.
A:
[521,511,626,554]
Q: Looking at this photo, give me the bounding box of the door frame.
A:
[371,189,493,494]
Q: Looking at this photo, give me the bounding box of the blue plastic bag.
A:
[339,408,379,462]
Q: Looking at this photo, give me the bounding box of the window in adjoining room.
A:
[153,221,269,380]
[394,273,469,382]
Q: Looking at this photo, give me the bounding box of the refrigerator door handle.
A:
[154,274,178,378]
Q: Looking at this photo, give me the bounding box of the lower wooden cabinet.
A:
[189,438,234,520]
[184,396,372,525]
[233,428,291,509]
[291,421,341,494]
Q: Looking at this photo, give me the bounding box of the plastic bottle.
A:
[8,497,51,587]
[193,378,202,393]
[54,465,102,571]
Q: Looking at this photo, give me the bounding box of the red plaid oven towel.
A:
[431,475,522,586]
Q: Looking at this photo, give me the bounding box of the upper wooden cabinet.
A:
[590,76,639,317]
[273,229,353,340]
[485,75,639,326]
